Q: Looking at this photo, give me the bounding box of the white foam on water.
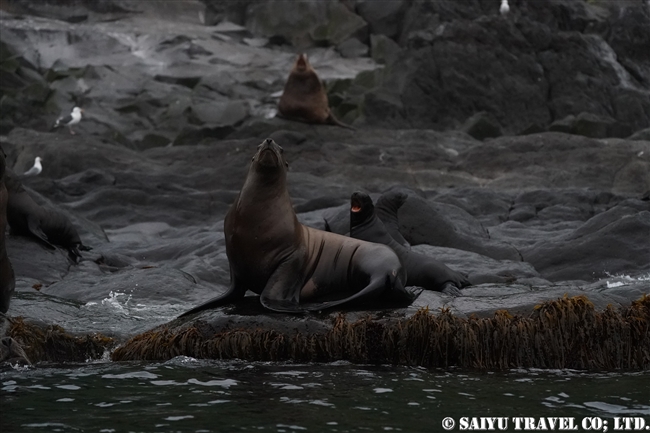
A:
[187,378,237,388]
[151,380,184,386]
[56,384,80,390]
[102,371,159,380]
[165,415,194,421]
[605,273,650,288]
[374,388,393,393]
[277,424,307,430]
[309,399,334,407]
[584,401,650,415]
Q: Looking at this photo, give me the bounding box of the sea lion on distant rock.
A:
[350,191,470,296]
[181,139,418,316]
[4,169,88,263]
[278,54,354,130]
[0,153,16,314]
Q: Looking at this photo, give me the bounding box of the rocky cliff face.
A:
[0,0,648,359]
[2,0,649,140]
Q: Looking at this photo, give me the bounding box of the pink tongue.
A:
[351,205,361,212]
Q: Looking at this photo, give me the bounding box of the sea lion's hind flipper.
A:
[26,216,55,249]
[301,276,421,312]
[178,284,244,318]
[326,113,355,130]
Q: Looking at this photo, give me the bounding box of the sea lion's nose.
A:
[264,138,274,146]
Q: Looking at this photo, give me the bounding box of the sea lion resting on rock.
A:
[4,169,89,263]
[350,191,470,296]
[0,152,15,314]
[375,190,411,248]
[181,139,419,316]
[0,336,31,367]
[278,54,354,130]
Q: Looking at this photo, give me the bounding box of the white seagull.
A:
[54,107,83,135]
[23,156,43,177]
[500,0,510,15]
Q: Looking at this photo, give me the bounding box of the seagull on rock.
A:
[54,107,83,135]
[500,0,510,15]
[23,156,42,177]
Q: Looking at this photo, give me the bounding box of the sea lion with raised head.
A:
[181,139,418,316]
[278,54,354,129]
[4,169,88,263]
[350,191,470,296]
[0,152,15,314]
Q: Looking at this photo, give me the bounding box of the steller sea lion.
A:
[277,53,354,130]
[0,152,15,314]
[375,190,411,249]
[180,139,419,316]
[4,169,89,263]
[350,191,470,296]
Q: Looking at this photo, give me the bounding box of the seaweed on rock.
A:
[111,295,650,370]
[7,317,115,363]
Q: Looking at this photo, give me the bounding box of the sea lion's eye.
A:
[251,156,255,161]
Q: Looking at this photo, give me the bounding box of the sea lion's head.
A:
[350,191,375,227]
[0,337,31,366]
[251,138,288,174]
[294,54,309,73]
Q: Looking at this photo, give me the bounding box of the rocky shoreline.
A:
[1,0,649,368]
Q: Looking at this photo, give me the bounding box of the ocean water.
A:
[2,359,649,432]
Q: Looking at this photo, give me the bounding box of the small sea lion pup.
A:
[277,53,354,129]
[4,169,89,263]
[349,191,470,297]
[0,151,16,314]
[181,139,419,316]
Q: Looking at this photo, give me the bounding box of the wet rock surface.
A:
[0,0,648,363]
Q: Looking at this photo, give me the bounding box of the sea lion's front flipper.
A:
[259,258,306,313]
[26,216,56,249]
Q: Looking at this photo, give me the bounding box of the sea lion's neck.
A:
[238,170,292,210]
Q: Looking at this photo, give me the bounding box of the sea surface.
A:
[2,359,649,433]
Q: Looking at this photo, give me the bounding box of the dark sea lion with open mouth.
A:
[278,53,354,129]
[181,139,419,316]
[350,191,470,296]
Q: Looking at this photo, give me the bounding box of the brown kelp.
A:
[112,295,650,370]
[7,317,115,363]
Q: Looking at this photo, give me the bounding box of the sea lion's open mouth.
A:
[351,196,362,213]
